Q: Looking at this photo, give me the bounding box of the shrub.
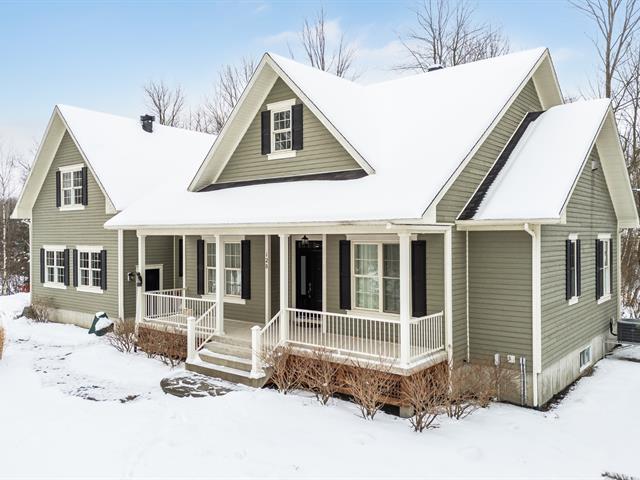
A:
[445,362,500,420]
[136,324,186,366]
[300,349,342,405]
[342,361,397,420]
[29,299,52,323]
[106,318,137,354]
[401,363,449,432]
[262,345,303,394]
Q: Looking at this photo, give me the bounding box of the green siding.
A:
[123,230,137,318]
[540,147,618,369]
[436,80,542,223]
[216,78,361,184]
[32,132,119,322]
[422,233,444,315]
[468,231,533,366]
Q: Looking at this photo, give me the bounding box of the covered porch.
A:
[135,228,453,378]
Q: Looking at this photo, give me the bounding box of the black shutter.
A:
[241,240,251,300]
[55,171,61,208]
[411,240,427,317]
[178,238,183,278]
[576,239,581,297]
[339,240,351,310]
[261,110,271,155]
[63,249,70,286]
[610,238,614,294]
[72,249,78,287]
[595,239,603,299]
[196,239,204,295]
[100,250,107,290]
[81,166,88,206]
[291,104,303,151]
[40,248,45,284]
[565,240,572,300]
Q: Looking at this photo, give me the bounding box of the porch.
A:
[135,230,452,380]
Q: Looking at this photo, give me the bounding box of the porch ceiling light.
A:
[301,235,309,247]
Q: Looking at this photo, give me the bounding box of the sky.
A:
[0,0,602,157]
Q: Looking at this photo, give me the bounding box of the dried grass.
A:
[29,299,51,323]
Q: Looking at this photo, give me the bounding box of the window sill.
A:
[59,205,85,212]
[579,362,592,373]
[77,285,103,294]
[267,150,296,161]
[568,296,580,306]
[203,294,246,305]
[597,294,612,305]
[44,282,66,290]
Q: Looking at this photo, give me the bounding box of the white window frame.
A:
[205,241,217,296]
[597,233,612,304]
[568,233,579,306]
[43,245,66,289]
[224,242,242,298]
[579,345,592,372]
[76,245,103,294]
[201,236,246,305]
[267,99,296,161]
[350,241,401,317]
[58,164,85,211]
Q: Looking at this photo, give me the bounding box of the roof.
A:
[12,105,215,218]
[108,48,560,229]
[468,99,639,228]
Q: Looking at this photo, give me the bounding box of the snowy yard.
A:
[1,294,639,479]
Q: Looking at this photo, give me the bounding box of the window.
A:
[272,109,291,151]
[566,235,581,304]
[206,242,216,295]
[78,248,102,291]
[579,346,592,371]
[353,243,400,314]
[596,236,612,302]
[224,242,242,297]
[45,249,65,286]
[60,166,83,207]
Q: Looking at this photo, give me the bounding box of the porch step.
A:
[186,360,269,388]
[199,349,253,372]
[202,340,252,360]
[208,333,252,349]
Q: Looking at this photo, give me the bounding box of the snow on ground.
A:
[1,293,640,479]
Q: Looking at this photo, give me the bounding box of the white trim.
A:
[117,230,124,319]
[568,296,579,306]
[568,233,579,241]
[322,233,327,312]
[267,150,296,161]
[524,222,541,407]
[346,234,417,243]
[350,241,401,314]
[42,246,67,289]
[266,98,296,111]
[265,234,271,323]
[465,230,470,361]
[76,245,104,251]
[346,309,400,321]
[136,234,145,323]
[135,263,164,291]
[77,285,103,294]
[76,245,105,292]
[597,294,611,305]
[182,235,187,291]
[58,204,85,212]
[579,344,592,372]
[444,227,453,363]
[43,244,66,251]
[215,234,225,335]
[44,282,67,290]
[58,163,84,173]
[597,233,612,240]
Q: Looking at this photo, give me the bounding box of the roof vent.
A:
[140,115,155,133]
[427,64,444,72]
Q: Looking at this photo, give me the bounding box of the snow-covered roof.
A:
[108,48,559,228]
[12,105,215,218]
[470,99,638,227]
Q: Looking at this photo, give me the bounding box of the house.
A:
[13,47,638,408]
[11,105,215,326]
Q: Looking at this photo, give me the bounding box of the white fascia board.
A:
[456,219,559,231]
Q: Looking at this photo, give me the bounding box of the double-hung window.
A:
[224,242,242,297]
[78,247,102,292]
[60,165,84,208]
[566,235,581,304]
[596,235,612,302]
[272,109,292,152]
[45,249,65,286]
[205,242,216,295]
[353,243,400,314]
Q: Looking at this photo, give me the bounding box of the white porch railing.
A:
[143,288,216,333]
[409,311,445,362]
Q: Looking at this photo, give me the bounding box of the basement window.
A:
[579,346,592,371]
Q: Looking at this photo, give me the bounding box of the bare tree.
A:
[294,8,358,79]
[398,0,509,71]
[574,0,640,315]
[143,80,185,127]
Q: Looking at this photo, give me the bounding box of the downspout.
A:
[523,222,541,407]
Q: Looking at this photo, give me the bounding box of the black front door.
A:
[145,268,161,292]
[296,240,323,311]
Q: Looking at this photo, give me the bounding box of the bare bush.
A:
[106,318,136,354]
[136,324,186,366]
[262,345,303,394]
[401,363,449,432]
[0,324,5,360]
[300,349,342,405]
[445,362,497,420]
[342,361,397,420]
[29,299,51,323]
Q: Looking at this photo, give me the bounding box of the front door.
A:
[145,268,161,292]
[296,240,323,311]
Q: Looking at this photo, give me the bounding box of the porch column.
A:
[444,227,453,364]
[215,234,225,335]
[136,234,146,323]
[279,234,289,341]
[399,232,411,366]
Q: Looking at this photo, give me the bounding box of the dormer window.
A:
[56,164,88,210]
[261,99,303,160]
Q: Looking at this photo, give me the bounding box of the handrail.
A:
[287,307,402,325]
[251,311,282,378]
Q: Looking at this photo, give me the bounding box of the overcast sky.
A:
[0,0,601,157]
